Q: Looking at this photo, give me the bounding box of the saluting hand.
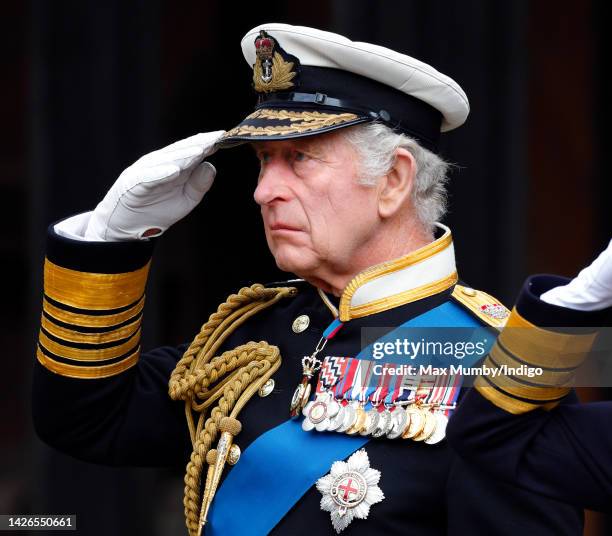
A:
[85,131,226,241]
[541,238,612,311]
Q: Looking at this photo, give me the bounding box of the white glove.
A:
[540,238,612,311]
[85,131,225,241]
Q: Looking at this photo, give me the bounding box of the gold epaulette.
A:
[37,259,150,379]
[451,284,510,330]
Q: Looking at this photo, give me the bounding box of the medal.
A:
[290,319,344,418]
[402,407,426,439]
[357,369,380,436]
[346,406,367,435]
[290,374,314,419]
[302,392,340,432]
[327,403,346,431]
[359,408,380,436]
[373,371,401,438]
[301,395,317,431]
[413,410,437,442]
[417,372,461,443]
[424,412,448,445]
[407,376,437,442]
[371,408,393,438]
[386,406,408,439]
[336,403,357,433]
[316,449,385,534]
[316,395,340,432]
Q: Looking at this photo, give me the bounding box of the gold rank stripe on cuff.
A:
[40,314,142,345]
[44,258,150,310]
[498,307,596,369]
[42,295,145,328]
[481,355,571,400]
[36,346,140,379]
[474,376,562,415]
[37,258,150,379]
[487,345,576,387]
[474,307,597,414]
[38,328,141,362]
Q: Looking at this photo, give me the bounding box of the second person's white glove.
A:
[85,131,225,241]
[540,238,612,311]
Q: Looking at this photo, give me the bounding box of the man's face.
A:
[252,131,381,286]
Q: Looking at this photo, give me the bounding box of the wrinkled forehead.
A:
[249,129,347,154]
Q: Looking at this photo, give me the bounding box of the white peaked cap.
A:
[221,23,469,149]
[241,23,469,132]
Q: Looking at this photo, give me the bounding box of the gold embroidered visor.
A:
[218,107,369,147]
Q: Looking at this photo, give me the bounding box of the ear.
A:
[377,148,416,219]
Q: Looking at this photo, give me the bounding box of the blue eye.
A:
[294,152,307,162]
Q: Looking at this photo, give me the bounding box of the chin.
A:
[271,247,318,277]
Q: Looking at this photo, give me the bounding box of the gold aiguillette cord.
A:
[168,284,296,536]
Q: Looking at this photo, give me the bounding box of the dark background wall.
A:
[1,1,610,534]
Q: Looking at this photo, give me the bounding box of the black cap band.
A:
[256,66,443,150]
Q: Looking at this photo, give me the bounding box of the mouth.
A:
[269,223,303,232]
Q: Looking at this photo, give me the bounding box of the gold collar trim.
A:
[338,224,456,321]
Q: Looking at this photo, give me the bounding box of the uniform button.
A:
[258,378,275,397]
[292,314,310,333]
[461,287,477,297]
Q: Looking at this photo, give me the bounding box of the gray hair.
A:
[342,122,451,230]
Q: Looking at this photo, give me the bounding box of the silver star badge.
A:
[316,449,384,533]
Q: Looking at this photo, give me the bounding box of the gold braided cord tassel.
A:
[168,284,297,536]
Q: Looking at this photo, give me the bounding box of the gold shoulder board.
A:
[451,284,510,330]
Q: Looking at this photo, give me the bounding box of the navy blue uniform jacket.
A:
[32,228,584,534]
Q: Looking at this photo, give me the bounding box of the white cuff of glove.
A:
[54,212,95,241]
[540,238,612,311]
[54,212,146,243]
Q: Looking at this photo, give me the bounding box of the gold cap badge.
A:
[253,30,299,93]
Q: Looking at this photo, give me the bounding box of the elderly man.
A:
[33,24,582,535]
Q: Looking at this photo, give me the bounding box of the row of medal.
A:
[299,356,462,445]
[302,395,450,444]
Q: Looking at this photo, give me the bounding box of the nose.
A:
[253,158,293,206]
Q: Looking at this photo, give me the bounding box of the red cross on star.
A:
[338,479,359,501]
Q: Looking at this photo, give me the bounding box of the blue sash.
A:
[207,300,483,535]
